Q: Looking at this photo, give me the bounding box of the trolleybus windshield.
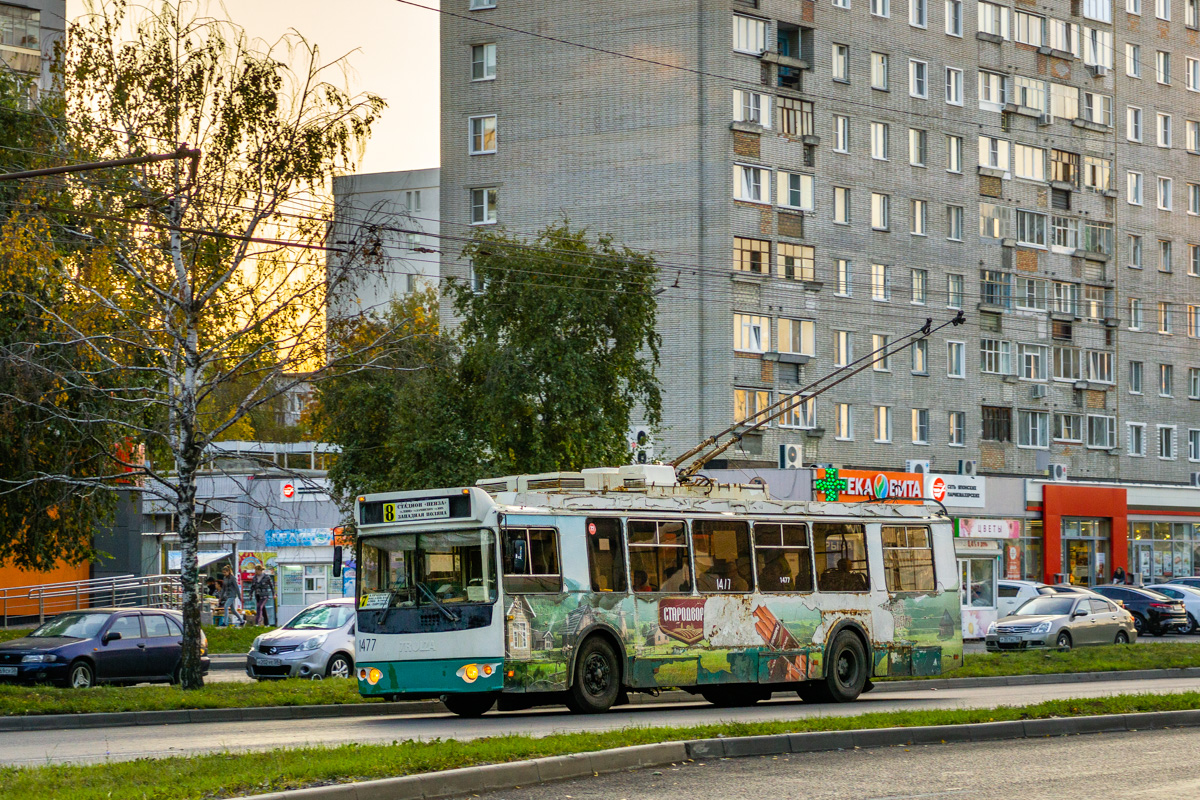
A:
[359,530,497,609]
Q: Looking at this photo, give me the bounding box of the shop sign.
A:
[959,518,1020,538]
[265,528,335,548]
[238,551,277,582]
[926,475,986,508]
[813,468,924,504]
[658,598,705,644]
[955,538,1001,555]
[280,480,330,503]
[1004,542,1021,579]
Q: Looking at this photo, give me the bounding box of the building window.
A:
[1055,413,1083,443]
[1160,363,1174,396]
[778,97,813,136]
[947,341,965,377]
[1018,410,1050,449]
[470,187,498,224]
[949,411,965,445]
[1051,149,1080,186]
[733,15,768,54]
[1127,107,1143,142]
[734,89,771,127]
[833,115,850,152]
[1190,430,1200,462]
[734,387,771,425]
[1189,186,1200,216]
[1087,415,1117,449]
[1016,210,1047,247]
[979,136,1010,172]
[778,171,814,210]
[734,164,769,203]
[947,134,963,173]
[978,1,1010,37]
[909,60,928,98]
[834,330,853,366]
[872,334,892,372]
[909,128,927,166]
[1159,302,1173,334]
[778,243,815,281]
[469,0,496,8]
[911,200,927,236]
[870,121,890,160]
[1191,368,1200,399]
[947,274,964,309]
[1087,350,1114,383]
[945,68,963,105]
[468,115,497,154]
[1082,93,1113,128]
[1014,144,1045,182]
[733,313,770,353]
[910,268,928,304]
[871,194,890,230]
[1157,50,1171,83]
[1129,298,1144,330]
[1083,156,1112,191]
[835,403,853,440]
[1051,84,1079,121]
[1015,10,1044,45]
[1128,423,1145,456]
[1127,44,1141,78]
[778,318,816,356]
[1159,239,1173,272]
[833,187,851,224]
[982,406,1011,441]
[1128,0,1141,13]
[1013,76,1047,112]
[874,405,892,442]
[980,339,1013,375]
[1128,171,1143,205]
[911,0,928,25]
[980,268,1012,308]
[946,0,963,34]
[871,52,889,90]
[1017,277,1047,310]
[912,339,928,374]
[1020,344,1047,381]
[834,0,851,9]
[835,258,852,295]
[779,395,817,429]
[1129,360,1143,393]
[872,0,890,16]
[1158,426,1176,459]
[1158,113,1173,148]
[911,408,930,444]
[1190,305,1200,337]
[871,263,890,300]
[1189,57,1200,91]
[947,205,964,241]
[833,44,850,81]
[1051,216,1077,250]
[734,237,769,273]
[1053,346,1081,381]
[471,43,497,80]
[1129,235,1143,269]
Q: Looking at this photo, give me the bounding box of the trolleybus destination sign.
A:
[381,497,450,522]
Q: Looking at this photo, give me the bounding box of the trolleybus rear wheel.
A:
[443,692,497,717]
[566,636,620,713]
[822,631,867,703]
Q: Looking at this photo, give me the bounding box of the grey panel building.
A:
[439,0,1200,483]
[0,0,64,91]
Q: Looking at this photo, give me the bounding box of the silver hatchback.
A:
[246,598,356,680]
[985,594,1137,651]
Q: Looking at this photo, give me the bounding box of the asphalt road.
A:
[4,674,1199,767]
[468,726,1200,800]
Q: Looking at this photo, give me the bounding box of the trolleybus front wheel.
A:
[566,636,620,713]
[443,692,497,717]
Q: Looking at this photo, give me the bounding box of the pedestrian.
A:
[218,564,242,627]
[250,564,275,626]
[1112,566,1127,585]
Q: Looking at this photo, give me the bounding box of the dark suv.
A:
[1092,585,1188,636]
[0,608,209,688]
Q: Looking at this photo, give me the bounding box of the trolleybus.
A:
[353,464,962,716]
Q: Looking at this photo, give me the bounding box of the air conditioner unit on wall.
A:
[1088,64,1108,77]
[958,459,977,477]
[1048,463,1068,481]
[905,459,931,474]
[1031,384,1048,399]
[779,443,803,470]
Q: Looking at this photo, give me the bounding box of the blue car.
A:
[0,608,210,688]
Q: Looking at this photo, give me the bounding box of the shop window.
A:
[692,520,753,592]
[585,518,627,593]
[502,527,562,593]
[813,523,869,591]
[882,525,936,591]
[961,559,995,607]
[753,523,814,592]
[628,519,691,592]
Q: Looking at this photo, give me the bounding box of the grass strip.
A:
[908,641,1200,679]
[2,625,271,653]
[2,690,1198,800]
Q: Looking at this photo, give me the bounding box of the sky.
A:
[65,0,441,175]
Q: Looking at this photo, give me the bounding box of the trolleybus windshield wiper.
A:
[417,581,460,622]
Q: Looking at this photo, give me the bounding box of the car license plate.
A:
[257,658,282,667]
[0,666,17,676]
[998,636,1020,644]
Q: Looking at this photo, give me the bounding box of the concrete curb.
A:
[3,666,1199,732]
[237,709,1200,799]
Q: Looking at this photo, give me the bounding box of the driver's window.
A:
[108,615,142,639]
[503,527,562,593]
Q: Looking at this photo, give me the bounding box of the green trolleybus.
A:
[352,465,962,716]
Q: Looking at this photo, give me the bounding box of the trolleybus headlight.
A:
[367,668,382,685]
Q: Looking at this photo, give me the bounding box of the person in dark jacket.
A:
[218,565,242,627]
[250,565,275,626]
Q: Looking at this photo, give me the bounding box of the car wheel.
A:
[1114,630,1130,644]
[1187,614,1199,635]
[566,636,620,714]
[171,663,182,685]
[443,692,497,717]
[823,631,868,703]
[1055,631,1072,649]
[1131,613,1146,634]
[69,660,95,689]
[326,654,352,679]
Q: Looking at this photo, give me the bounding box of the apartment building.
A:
[439,0,1200,484]
[0,0,64,91]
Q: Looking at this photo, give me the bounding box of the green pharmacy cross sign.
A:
[814,468,848,501]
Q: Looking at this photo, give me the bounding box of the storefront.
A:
[265,528,356,623]
[953,518,1020,638]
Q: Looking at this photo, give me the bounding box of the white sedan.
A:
[1145,584,1200,634]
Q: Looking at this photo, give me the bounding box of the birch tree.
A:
[0,0,390,687]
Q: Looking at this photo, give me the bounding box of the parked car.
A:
[246,598,355,680]
[0,608,209,688]
[985,594,1136,651]
[1167,577,1200,590]
[1145,584,1200,634]
[1092,585,1189,636]
[997,581,1101,618]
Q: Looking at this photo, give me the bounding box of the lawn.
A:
[1,690,1197,800]
[948,641,1200,678]
[0,625,272,653]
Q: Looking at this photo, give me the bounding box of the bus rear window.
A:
[753,522,814,592]
[502,527,562,593]
[814,523,869,592]
[692,520,752,593]
[586,518,627,593]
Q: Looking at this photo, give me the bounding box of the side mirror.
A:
[1072,609,1087,618]
[332,545,343,578]
[102,631,122,643]
[510,538,527,574]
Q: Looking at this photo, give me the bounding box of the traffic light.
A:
[630,426,654,464]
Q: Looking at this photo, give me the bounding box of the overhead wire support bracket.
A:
[0,144,201,184]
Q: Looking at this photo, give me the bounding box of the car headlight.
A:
[21,654,57,663]
[250,636,262,653]
[1032,621,1052,634]
[986,622,997,635]
[302,634,328,651]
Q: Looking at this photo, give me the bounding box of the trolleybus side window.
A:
[585,518,628,593]
[753,522,814,592]
[627,519,690,593]
[881,525,936,592]
[692,520,752,592]
[813,523,870,592]
[502,527,562,593]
